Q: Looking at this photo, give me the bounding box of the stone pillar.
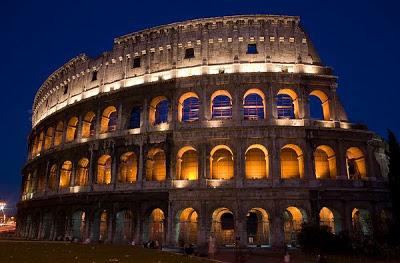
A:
[271,137,281,185]
[76,115,83,140]
[166,201,174,246]
[269,87,278,119]
[200,144,208,187]
[235,142,244,187]
[111,153,118,188]
[337,140,348,180]
[304,142,315,181]
[197,200,208,248]
[137,141,144,188]
[117,104,123,131]
[271,205,284,248]
[366,144,377,180]
[88,145,95,189]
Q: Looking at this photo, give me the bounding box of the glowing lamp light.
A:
[0,200,6,224]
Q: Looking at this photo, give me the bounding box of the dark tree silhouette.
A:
[387,130,400,243]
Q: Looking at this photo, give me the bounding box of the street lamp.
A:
[0,200,6,225]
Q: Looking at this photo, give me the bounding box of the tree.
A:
[387,130,400,243]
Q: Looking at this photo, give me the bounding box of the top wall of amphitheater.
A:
[32,15,330,128]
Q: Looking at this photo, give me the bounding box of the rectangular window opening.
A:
[247,44,258,54]
[184,48,195,59]
[63,85,68,95]
[132,57,141,68]
[91,71,98,81]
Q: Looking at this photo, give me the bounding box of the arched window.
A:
[155,100,169,125]
[37,132,44,153]
[346,147,367,179]
[59,161,72,188]
[75,158,89,186]
[352,208,372,237]
[148,208,165,245]
[115,210,134,243]
[129,107,141,129]
[243,90,265,120]
[309,90,330,121]
[211,91,232,119]
[48,164,58,191]
[54,121,64,146]
[314,145,337,179]
[66,117,78,142]
[44,127,54,150]
[146,148,166,181]
[246,208,270,246]
[245,145,269,179]
[82,111,96,138]
[284,206,307,247]
[210,146,234,179]
[212,208,235,246]
[319,207,340,233]
[119,152,137,183]
[177,147,198,180]
[280,144,304,179]
[100,106,117,133]
[177,208,198,245]
[179,93,200,122]
[97,155,112,184]
[276,89,299,119]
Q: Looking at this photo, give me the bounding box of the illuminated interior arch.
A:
[314,145,337,179]
[48,164,58,191]
[100,106,117,133]
[243,89,266,120]
[352,208,372,237]
[309,90,330,121]
[211,90,232,119]
[346,147,367,179]
[66,116,79,142]
[178,92,200,122]
[177,146,198,180]
[212,208,235,246]
[210,145,234,179]
[280,144,304,179]
[176,207,198,245]
[82,111,96,138]
[75,158,89,186]
[149,96,169,125]
[99,210,108,242]
[59,160,72,188]
[146,148,166,181]
[276,89,299,119]
[44,127,54,150]
[319,207,338,233]
[97,155,112,184]
[54,121,64,146]
[246,208,270,246]
[31,136,38,158]
[147,208,165,245]
[37,132,44,154]
[114,210,134,243]
[71,210,86,241]
[119,152,137,183]
[245,144,269,179]
[284,206,307,247]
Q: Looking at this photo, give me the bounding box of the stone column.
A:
[137,141,144,188]
[336,140,348,180]
[235,142,244,187]
[88,145,95,189]
[269,87,278,119]
[271,137,281,185]
[271,205,284,248]
[197,201,208,248]
[76,115,83,141]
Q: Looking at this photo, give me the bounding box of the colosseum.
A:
[17,15,391,249]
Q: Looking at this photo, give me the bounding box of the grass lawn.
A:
[0,241,213,263]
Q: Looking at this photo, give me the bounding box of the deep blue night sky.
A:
[0,0,399,213]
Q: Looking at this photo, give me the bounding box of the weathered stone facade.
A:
[18,15,390,248]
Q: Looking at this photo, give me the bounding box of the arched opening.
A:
[284,206,307,247]
[352,208,372,238]
[276,89,299,119]
[144,208,165,245]
[246,208,270,246]
[54,121,64,146]
[314,145,337,179]
[176,208,198,246]
[149,97,169,125]
[100,106,117,133]
[48,164,58,191]
[37,132,44,153]
[82,111,96,138]
[41,213,53,240]
[243,89,266,120]
[114,210,134,243]
[92,210,108,242]
[71,210,86,241]
[179,92,200,122]
[212,208,235,246]
[75,158,89,186]
[280,144,304,179]
[346,147,367,179]
[31,136,38,157]
[119,152,137,183]
[319,207,341,234]
[97,155,112,184]
[211,90,232,119]
[210,145,234,179]
[146,148,166,181]
[66,117,78,142]
[245,144,269,179]
[44,127,54,150]
[309,90,330,121]
[177,146,198,180]
[59,161,72,189]
[54,211,66,240]
[129,107,141,129]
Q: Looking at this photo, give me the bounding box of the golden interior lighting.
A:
[309,90,330,121]
[48,164,58,191]
[245,144,269,179]
[280,144,304,179]
[346,147,367,179]
[66,116,78,142]
[76,158,89,186]
[54,121,64,146]
[146,148,166,181]
[97,155,112,184]
[210,145,234,180]
[82,111,96,138]
[319,207,335,233]
[119,152,137,183]
[100,106,117,133]
[44,127,54,150]
[177,146,198,180]
[149,96,168,125]
[314,145,337,179]
[59,161,72,188]
[178,208,198,245]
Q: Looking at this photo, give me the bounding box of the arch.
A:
[48,164,58,191]
[59,161,72,188]
[144,208,165,245]
[75,158,89,186]
[149,96,169,125]
[54,121,64,146]
[54,211,66,240]
[97,155,112,184]
[31,136,38,157]
[210,145,234,179]
[346,147,367,179]
[41,212,53,240]
[319,207,341,234]
[211,90,232,119]
[177,146,198,180]
[245,144,269,179]
[128,107,141,129]
[284,206,307,247]
[71,210,86,241]
[119,152,137,183]
[309,90,330,121]
[37,132,44,154]
[280,144,304,179]
[44,127,54,150]
[146,148,166,181]
[211,208,235,246]
[92,210,108,242]
[82,111,96,138]
[176,207,198,246]
[178,92,200,122]
[246,208,270,246]
[100,106,117,133]
[114,210,134,243]
[314,145,337,179]
[276,89,299,119]
[66,116,78,142]
[352,208,372,238]
[243,89,266,120]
